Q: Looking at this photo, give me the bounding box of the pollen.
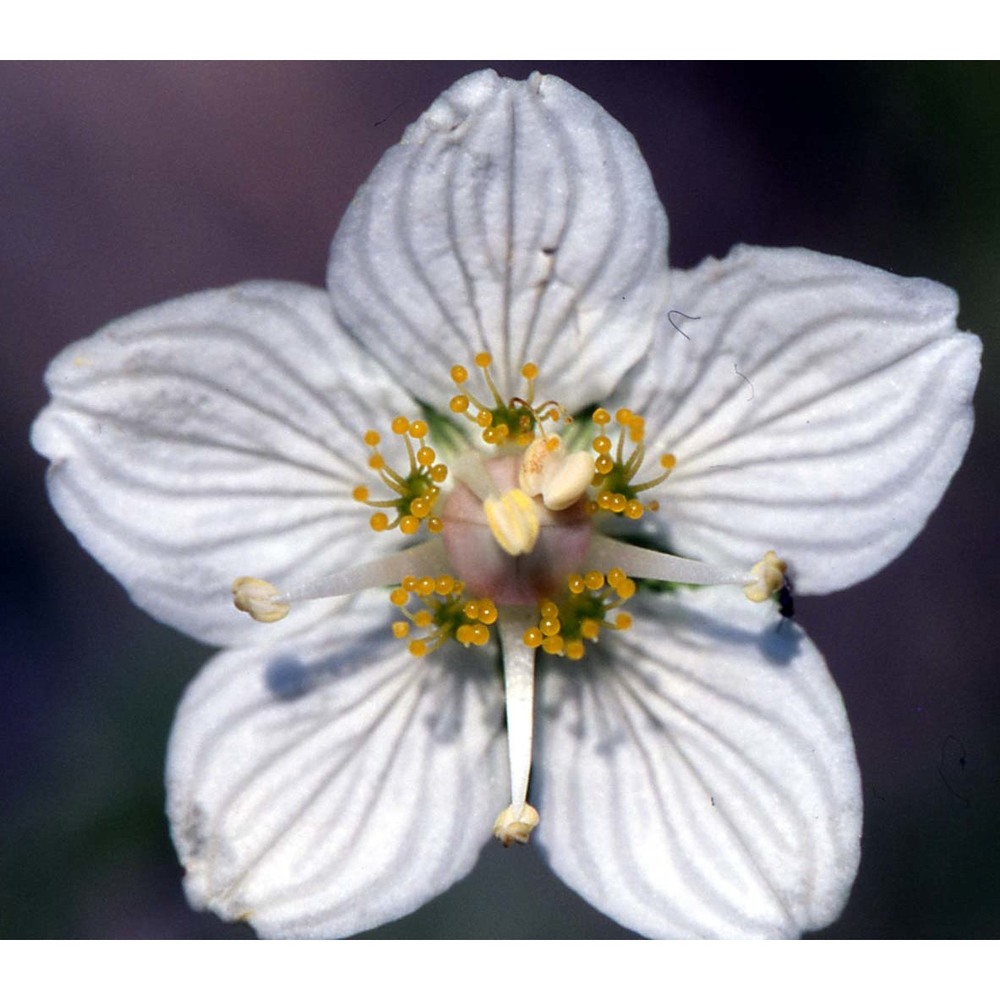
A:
[587,406,675,521]
[523,567,635,659]
[390,575,497,656]
[354,415,448,537]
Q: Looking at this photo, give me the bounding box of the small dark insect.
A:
[776,576,795,620]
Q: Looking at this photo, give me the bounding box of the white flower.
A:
[31,70,980,939]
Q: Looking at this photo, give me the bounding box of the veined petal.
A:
[620,245,980,594]
[31,282,414,646]
[166,591,507,939]
[536,587,861,939]
[328,70,670,413]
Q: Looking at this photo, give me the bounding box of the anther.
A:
[744,550,788,603]
[483,488,540,556]
[519,435,594,512]
[493,803,540,848]
[232,577,290,623]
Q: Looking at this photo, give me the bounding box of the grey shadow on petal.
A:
[668,596,804,668]
[263,623,504,749]
[263,622,391,701]
[755,617,804,666]
[419,641,503,745]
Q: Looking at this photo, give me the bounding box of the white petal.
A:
[166,592,507,938]
[536,587,861,939]
[32,282,415,646]
[327,70,670,413]
[620,245,980,593]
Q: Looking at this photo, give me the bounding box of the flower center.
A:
[439,453,593,606]
[230,353,790,849]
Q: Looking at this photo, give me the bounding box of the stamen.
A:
[744,550,788,602]
[266,538,453,607]
[586,535,753,588]
[232,577,290,623]
[519,435,594,512]
[494,607,540,847]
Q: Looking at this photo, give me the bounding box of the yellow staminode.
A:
[588,407,675,521]
[522,568,636,660]
[449,354,565,447]
[390,574,498,657]
[354,415,447,536]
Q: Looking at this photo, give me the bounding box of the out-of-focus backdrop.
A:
[2,62,997,939]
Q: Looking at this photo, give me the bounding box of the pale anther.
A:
[492,803,540,847]
[483,488,540,555]
[519,435,594,512]
[232,577,290,623]
[744,550,788,602]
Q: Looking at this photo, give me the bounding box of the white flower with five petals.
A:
[31,70,980,939]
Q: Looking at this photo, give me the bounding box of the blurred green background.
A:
[2,62,997,938]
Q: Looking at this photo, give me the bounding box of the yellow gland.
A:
[390,574,498,656]
[521,568,635,660]
[449,354,566,447]
[354,415,447,536]
[587,407,675,521]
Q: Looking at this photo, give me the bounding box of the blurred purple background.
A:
[2,62,997,938]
